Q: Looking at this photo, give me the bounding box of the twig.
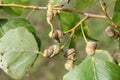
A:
[0,3,47,10]
[99,0,112,20]
[0,3,62,10]
[0,3,108,19]
[0,3,64,10]
[64,16,89,34]
[61,8,107,19]
[79,12,107,19]
[98,0,119,28]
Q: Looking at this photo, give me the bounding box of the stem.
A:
[99,0,112,21]
[81,23,87,43]
[79,12,107,19]
[99,0,119,28]
[104,11,112,21]
[0,3,64,10]
[0,3,47,10]
[1,3,117,28]
[47,20,54,32]
[37,52,44,56]
[64,16,89,34]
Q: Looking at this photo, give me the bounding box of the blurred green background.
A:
[0,0,118,80]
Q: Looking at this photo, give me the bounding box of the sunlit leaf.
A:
[86,50,114,62]
[0,18,41,50]
[64,58,120,80]
[0,27,39,79]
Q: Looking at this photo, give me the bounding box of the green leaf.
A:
[86,50,114,62]
[0,18,41,50]
[0,27,39,79]
[58,11,81,36]
[75,0,94,11]
[69,35,77,48]
[2,0,29,16]
[64,58,120,80]
[112,0,120,26]
[0,19,8,38]
[0,18,35,37]
[0,19,8,27]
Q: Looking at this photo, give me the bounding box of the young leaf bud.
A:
[50,45,61,57]
[52,30,58,39]
[43,49,53,58]
[86,41,97,56]
[56,30,63,39]
[65,60,74,71]
[43,45,61,58]
[112,53,120,64]
[105,26,120,39]
[64,48,75,58]
[105,26,114,37]
[52,30,63,42]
